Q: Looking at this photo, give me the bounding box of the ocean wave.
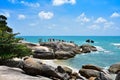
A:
[103,66,109,69]
[111,43,120,47]
[95,46,110,53]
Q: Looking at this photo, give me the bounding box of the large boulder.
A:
[108,63,120,73]
[32,46,52,52]
[55,50,75,59]
[80,64,112,80]
[82,64,103,72]
[79,69,100,79]
[57,42,78,51]
[33,52,55,59]
[32,46,55,59]
[20,57,70,80]
[80,44,97,53]
[0,66,51,80]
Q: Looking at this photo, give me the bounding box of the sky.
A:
[0,0,120,36]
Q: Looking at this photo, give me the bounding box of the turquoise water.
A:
[19,36,120,69]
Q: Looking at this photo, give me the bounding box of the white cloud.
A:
[53,0,76,6]
[38,11,54,20]
[88,16,114,31]
[103,22,114,30]
[0,12,10,18]
[88,24,100,30]
[76,13,90,23]
[95,17,107,23]
[110,12,120,18]
[18,14,26,20]
[20,1,40,8]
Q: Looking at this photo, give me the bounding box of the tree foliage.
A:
[0,15,32,59]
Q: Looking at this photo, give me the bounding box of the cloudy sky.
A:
[0,0,120,36]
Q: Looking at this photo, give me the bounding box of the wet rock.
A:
[95,72,112,80]
[86,39,94,43]
[108,63,120,73]
[79,69,99,79]
[80,44,97,53]
[56,66,65,73]
[63,66,72,75]
[82,64,103,72]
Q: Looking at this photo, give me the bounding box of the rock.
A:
[39,42,80,59]
[79,69,100,79]
[40,42,78,51]
[20,57,70,80]
[55,50,75,59]
[108,63,120,73]
[56,66,65,73]
[0,59,21,68]
[19,40,38,47]
[70,72,85,80]
[115,71,120,80]
[33,51,55,59]
[82,64,103,72]
[80,44,97,53]
[63,66,72,75]
[95,72,112,80]
[72,48,82,54]
[91,40,94,43]
[40,42,58,52]
[86,39,91,43]
[89,77,96,80]
[86,39,94,43]
[32,46,52,52]
[0,66,51,80]
[57,42,78,51]
[32,46,55,59]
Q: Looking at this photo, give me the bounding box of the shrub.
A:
[0,15,32,60]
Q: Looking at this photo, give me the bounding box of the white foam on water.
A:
[103,66,109,69]
[95,46,105,51]
[111,43,120,49]
[95,46,110,53]
[112,43,120,46]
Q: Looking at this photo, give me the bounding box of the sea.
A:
[18,36,120,69]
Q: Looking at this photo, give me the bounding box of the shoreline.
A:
[39,59,79,72]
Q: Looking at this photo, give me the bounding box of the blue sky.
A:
[0,0,120,36]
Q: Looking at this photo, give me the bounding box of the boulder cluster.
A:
[21,41,97,59]
[1,57,120,80]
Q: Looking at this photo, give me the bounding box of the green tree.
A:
[0,15,32,60]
